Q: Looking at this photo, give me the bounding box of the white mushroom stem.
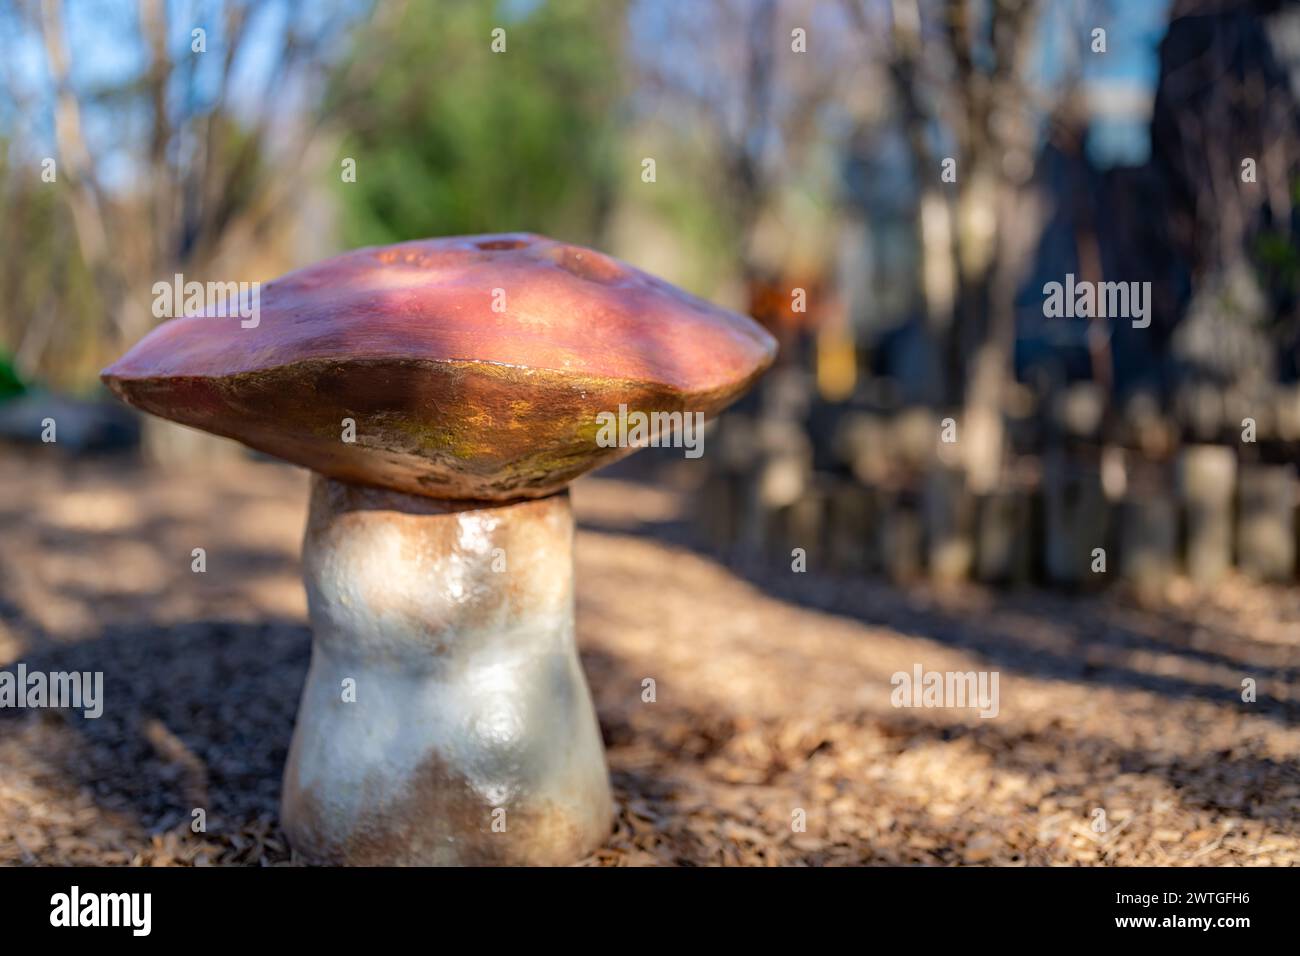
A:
[281,476,612,865]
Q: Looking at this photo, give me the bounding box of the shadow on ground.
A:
[0,450,1297,865]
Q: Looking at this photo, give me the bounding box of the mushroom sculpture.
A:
[102,234,776,865]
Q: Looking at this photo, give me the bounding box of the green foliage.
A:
[0,138,103,391]
[1251,174,1300,336]
[327,0,625,247]
[0,350,25,400]
[1255,230,1299,292]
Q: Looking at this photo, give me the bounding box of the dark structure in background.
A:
[709,0,1300,592]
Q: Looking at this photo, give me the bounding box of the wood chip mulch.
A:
[1,452,1297,866]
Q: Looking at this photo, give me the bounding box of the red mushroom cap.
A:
[102,234,776,500]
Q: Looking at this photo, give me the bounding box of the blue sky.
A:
[1036,0,1175,165]
[0,0,351,188]
[1,0,1176,189]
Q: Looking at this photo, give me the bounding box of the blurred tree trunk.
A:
[857,0,1044,492]
[14,0,367,462]
[1151,0,1300,401]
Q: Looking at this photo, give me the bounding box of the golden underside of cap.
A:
[104,356,768,499]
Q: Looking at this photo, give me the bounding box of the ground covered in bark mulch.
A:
[1,449,1297,866]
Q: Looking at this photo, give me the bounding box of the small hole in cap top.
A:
[475,238,530,251]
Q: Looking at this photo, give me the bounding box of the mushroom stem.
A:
[281,476,612,865]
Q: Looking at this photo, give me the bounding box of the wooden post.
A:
[740,419,811,560]
[826,477,874,572]
[704,412,758,560]
[923,464,974,583]
[781,478,826,566]
[1237,463,1297,581]
[1275,384,1300,443]
[1178,445,1236,584]
[975,489,1035,585]
[1117,493,1178,598]
[701,469,742,555]
[880,491,923,583]
[1043,449,1109,587]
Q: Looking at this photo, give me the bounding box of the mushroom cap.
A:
[102,233,776,500]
